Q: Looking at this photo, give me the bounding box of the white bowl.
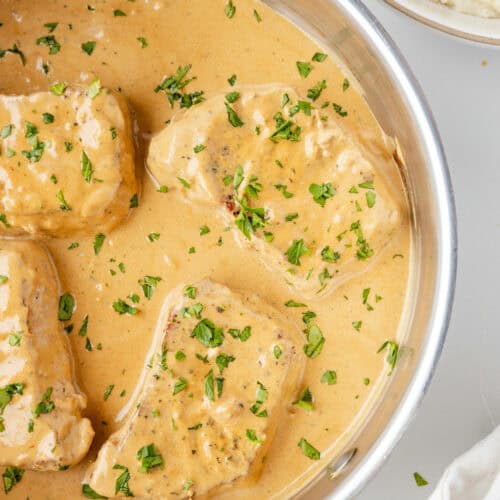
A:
[385,0,500,44]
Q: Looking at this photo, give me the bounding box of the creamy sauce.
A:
[0,0,410,498]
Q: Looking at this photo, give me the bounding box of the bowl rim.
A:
[324,0,457,497]
[384,0,500,45]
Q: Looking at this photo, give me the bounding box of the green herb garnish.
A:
[136,444,164,473]
[81,40,96,55]
[284,239,310,266]
[58,293,74,321]
[296,61,313,78]
[298,438,320,460]
[321,370,337,385]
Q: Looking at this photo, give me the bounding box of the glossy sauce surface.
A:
[0,0,410,498]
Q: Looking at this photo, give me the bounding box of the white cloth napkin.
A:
[429,426,500,500]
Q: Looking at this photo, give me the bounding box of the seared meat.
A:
[0,240,94,469]
[0,84,137,237]
[84,279,304,498]
[148,86,404,298]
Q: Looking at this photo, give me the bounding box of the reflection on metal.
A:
[328,448,358,480]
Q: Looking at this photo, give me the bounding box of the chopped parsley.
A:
[0,124,13,138]
[274,184,294,198]
[303,323,325,358]
[285,239,310,266]
[204,369,216,401]
[87,78,101,99]
[79,315,89,336]
[343,78,350,92]
[352,320,362,332]
[225,102,244,127]
[227,325,251,342]
[362,288,373,311]
[93,233,105,255]
[366,191,376,208]
[321,370,337,385]
[81,484,107,499]
[81,41,96,55]
[137,36,148,48]
[318,268,332,288]
[148,232,160,242]
[285,300,307,308]
[112,299,138,315]
[199,225,210,235]
[44,22,58,33]
[175,351,186,361]
[36,35,61,55]
[228,74,237,86]
[307,80,327,101]
[129,193,138,208]
[378,340,399,374]
[113,9,126,16]
[139,275,162,300]
[177,177,190,188]
[225,0,236,19]
[309,182,335,207]
[179,303,203,320]
[321,246,340,263]
[0,214,9,228]
[33,387,55,417]
[137,444,163,473]
[312,52,328,62]
[193,144,205,153]
[0,44,26,65]
[273,345,282,359]
[56,190,71,210]
[2,467,24,495]
[113,464,133,496]
[58,293,74,321]
[81,151,93,183]
[49,81,67,96]
[184,285,197,299]
[333,102,348,117]
[173,377,188,395]
[250,381,268,417]
[413,472,428,487]
[8,331,22,346]
[298,438,320,460]
[296,61,313,78]
[270,112,301,142]
[289,100,311,117]
[350,221,374,260]
[42,112,54,124]
[293,387,314,411]
[302,310,317,324]
[216,353,235,373]
[0,383,24,416]
[191,319,224,347]
[103,385,114,401]
[225,91,240,103]
[154,64,205,109]
[234,196,266,240]
[246,429,263,443]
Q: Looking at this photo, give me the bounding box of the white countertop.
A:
[358,2,500,499]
